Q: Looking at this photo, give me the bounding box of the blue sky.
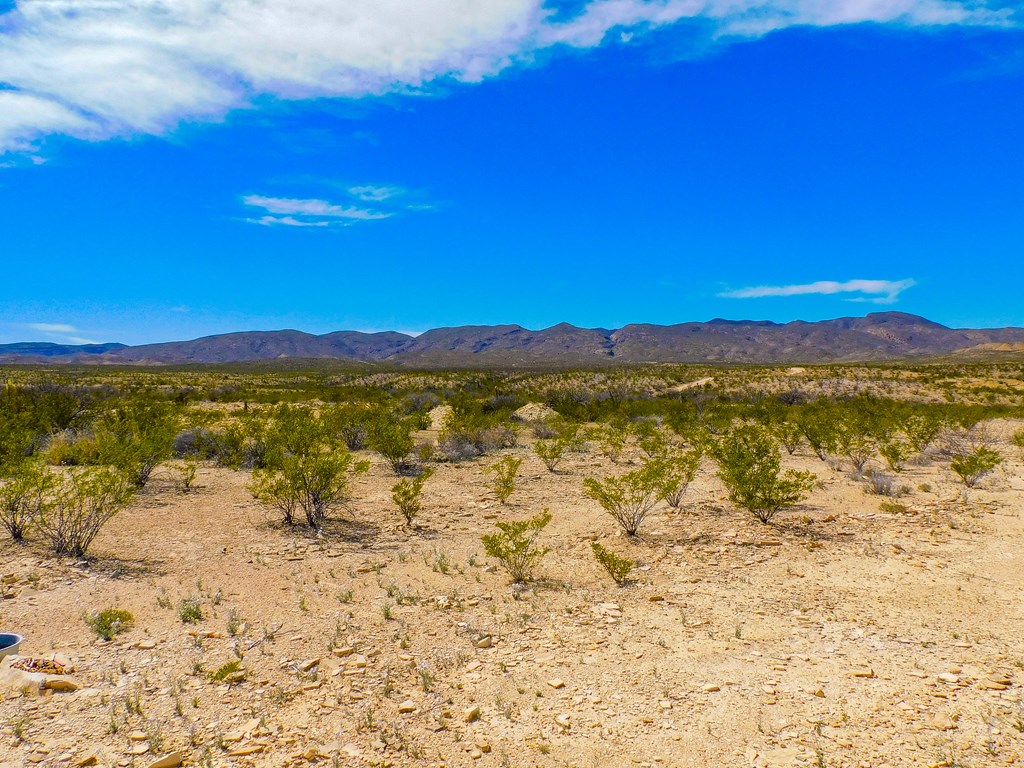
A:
[1,1,1023,345]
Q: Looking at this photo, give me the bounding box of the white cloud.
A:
[22,322,100,344]
[242,194,391,226]
[26,322,78,334]
[0,1,1013,154]
[719,278,916,304]
[349,185,404,202]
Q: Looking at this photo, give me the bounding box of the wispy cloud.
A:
[348,185,403,202]
[23,322,99,344]
[719,278,916,304]
[0,1,1015,155]
[27,322,78,334]
[242,195,391,227]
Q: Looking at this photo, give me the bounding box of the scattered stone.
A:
[146,753,184,768]
[398,699,417,714]
[547,678,566,689]
[464,705,482,723]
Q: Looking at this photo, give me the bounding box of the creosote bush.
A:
[582,459,669,536]
[713,424,815,524]
[37,467,136,557]
[392,468,433,528]
[85,608,134,641]
[661,448,700,509]
[590,542,634,586]
[950,446,1003,488]
[481,510,552,583]
[0,460,55,541]
[486,456,522,504]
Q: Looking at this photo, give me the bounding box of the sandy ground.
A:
[1,427,1022,768]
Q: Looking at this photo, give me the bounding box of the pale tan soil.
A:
[1,430,1023,768]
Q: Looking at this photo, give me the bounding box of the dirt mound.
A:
[512,402,559,422]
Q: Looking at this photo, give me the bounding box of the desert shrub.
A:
[481,510,552,583]
[437,404,519,462]
[632,420,671,459]
[950,446,1003,488]
[836,428,875,475]
[878,438,911,472]
[251,451,369,529]
[774,420,803,455]
[863,469,907,497]
[582,458,669,536]
[1013,427,1024,455]
[179,596,203,624]
[661,448,700,509]
[902,413,945,453]
[533,426,579,473]
[392,468,433,527]
[590,542,634,586]
[794,405,839,461]
[37,467,136,557]
[93,399,181,487]
[42,431,103,467]
[172,428,219,459]
[85,608,134,641]
[0,461,55,541]
[530,420,558,439]
[325,405,376,451]
[591,422,629,463]
[173,460,198,493]
[369,417,416,473]
[713,424,815,524]
[486,456,522,504]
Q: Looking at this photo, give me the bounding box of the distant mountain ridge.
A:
[2,313,1023,366]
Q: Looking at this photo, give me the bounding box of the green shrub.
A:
[0,461,55,541]
[714,424,815,524]
[481,510,552,583]
[209,659,242,682]
[178,596,203,624]
[661,448,700,509]
[251,451,369,529]
[590,542,634,586]
[369,418,416,473]
[37,467,136,556]
[534,430,578,473]
[878,438,911,473]
[486,456,522,504]
[94,399,181,487]
[1012,428,1024,456]
[392,469,433,527]
[950,446,1002,488]
[582,458,669,536]
[85,608,134,641]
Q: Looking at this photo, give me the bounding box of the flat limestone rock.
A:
[0,656,83,695]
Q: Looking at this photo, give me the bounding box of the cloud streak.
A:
[22,322,100,344]
[0,1,1014,154]
[242,194,391,227]
[719,278,916,304]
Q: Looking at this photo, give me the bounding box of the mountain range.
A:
[2,313,1023,367]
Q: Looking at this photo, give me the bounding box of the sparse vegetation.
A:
[591,541,635,586]
[85,608,135,641]
[486,456,523,504]
[713,424,815,524]
[582,459,669,536]
[481,510,552,583]
[392,468,433,527]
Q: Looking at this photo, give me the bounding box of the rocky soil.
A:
[1,427,1022,768]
